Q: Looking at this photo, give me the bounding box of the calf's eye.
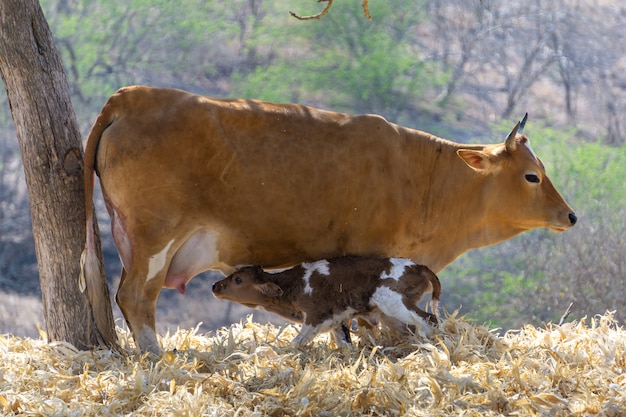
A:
[235,277,242,284]
[525,174,540,183]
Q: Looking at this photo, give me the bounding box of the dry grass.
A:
[0,312,625,416]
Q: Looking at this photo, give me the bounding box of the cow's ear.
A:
[257,282,284,297]
[457,149,494,172]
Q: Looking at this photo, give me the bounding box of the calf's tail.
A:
[429,270,442,317]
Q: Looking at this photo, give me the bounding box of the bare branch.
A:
[290,0,333,21]
[290,0,372,21]
[362,0,371,20]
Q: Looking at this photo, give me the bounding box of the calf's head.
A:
[212,266,284,308]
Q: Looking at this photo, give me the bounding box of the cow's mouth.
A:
[549,212,577,232]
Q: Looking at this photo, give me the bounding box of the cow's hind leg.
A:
[116,262,167,355]
[106,204,164,354]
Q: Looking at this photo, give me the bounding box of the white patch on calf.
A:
[147,239,175,281]
[380,258,415,281]
[371,286,426,328]
[301,260,330,295]
[265,267,291,274]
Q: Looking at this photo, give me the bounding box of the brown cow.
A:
[212,256,441,347]
[80,86,576,353]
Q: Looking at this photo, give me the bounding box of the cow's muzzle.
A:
[550,211,577,232]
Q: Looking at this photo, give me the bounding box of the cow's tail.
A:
[79,93,121,351]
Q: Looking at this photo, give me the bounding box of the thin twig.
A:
[558,302,574,326]
[362,0,371,20]
[290,0,372,21]
[290,0,333,20]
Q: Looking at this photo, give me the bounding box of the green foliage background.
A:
[2,0,622,332]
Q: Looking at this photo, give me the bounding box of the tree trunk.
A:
[0,0,117,349]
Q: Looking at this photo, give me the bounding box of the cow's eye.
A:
[525,174,540,184]
[235,277,242,284]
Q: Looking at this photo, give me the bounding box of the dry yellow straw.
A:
[0,312,624,416]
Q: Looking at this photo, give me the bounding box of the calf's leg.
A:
[329,322,352,347]
[371,286,433,332]
[292,323,322,346]
[292,309,356,347]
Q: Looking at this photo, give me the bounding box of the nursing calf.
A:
[212,256,441,346]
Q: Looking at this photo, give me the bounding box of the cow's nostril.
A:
[569,213,577,225]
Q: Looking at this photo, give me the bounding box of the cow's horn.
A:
[505,120,521,152]
[518,112,528,135]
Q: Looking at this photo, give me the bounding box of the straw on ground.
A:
[0,311,624,416]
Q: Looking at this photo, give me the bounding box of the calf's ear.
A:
[257,282,284,297]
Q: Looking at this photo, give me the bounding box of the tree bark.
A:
[0,0,117,349]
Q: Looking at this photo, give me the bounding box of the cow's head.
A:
[212,266,284,307]
[457,114,577,233]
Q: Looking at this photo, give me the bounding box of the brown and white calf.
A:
[212,256,441,346]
